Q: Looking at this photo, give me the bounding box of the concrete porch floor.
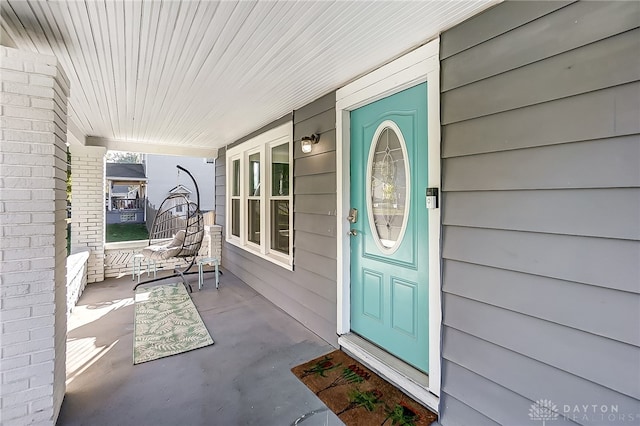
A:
[57,268,344,426]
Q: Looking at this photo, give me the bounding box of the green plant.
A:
[337,388,383,416]
[381,402,420,426]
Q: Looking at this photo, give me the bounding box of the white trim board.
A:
[335,38,442,408]
[87,136,218,158]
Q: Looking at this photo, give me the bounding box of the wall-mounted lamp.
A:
[300,133,320,154]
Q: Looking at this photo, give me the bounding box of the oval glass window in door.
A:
[366,120,410,254]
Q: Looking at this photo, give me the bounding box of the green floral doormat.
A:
[292,350,437,426]
[134,283,214,364]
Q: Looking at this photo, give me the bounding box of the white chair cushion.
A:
[141,230,185,260]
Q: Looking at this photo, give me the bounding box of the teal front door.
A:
[350,82,429,373]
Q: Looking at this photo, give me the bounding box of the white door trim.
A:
[335,38,442,406]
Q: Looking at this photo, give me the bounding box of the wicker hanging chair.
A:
[133,165,204,291]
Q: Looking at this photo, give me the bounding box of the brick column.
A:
[206,225,223,261]
[0,46,69,425]
[69,144,106,283]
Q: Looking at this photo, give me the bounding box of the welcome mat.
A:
[292,350,437,426]
[134,283,214,364]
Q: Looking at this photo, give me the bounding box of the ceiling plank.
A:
[84,0,118,138]
[4,0,496,151]
[124,0,141,138]
[143,0,200,143]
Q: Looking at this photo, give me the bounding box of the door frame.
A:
[335,38,442,410]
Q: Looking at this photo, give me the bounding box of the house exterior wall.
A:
[438,2,640,424]
[145,154,215,215]
[0,46,69,426]
[215,95,338,346]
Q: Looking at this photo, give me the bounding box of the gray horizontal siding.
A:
[294,194,336,215]
[295,230,336,259]
[442,1,640,91]
[440,2,640,425]
[224,243,336,343]
[442,358,579,426]
[215,92,338,347]
[443,189,640,240]
[443,226,639,294]
[443,261,640,347]
[443,328,640,420]
[442,83,640,157]
[294,151,336,177]
[224,244,335,319]
[442,27,640,124]
[443,135,640,191]
[295,173,336,195]
[295,212,336,237]
[444,294,640,399]
[440,1,572,60]
[439,393,500,426]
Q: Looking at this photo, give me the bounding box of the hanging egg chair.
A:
[133,165,204,292]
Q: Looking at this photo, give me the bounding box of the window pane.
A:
[248,199,260,244]
[231,199,240,237]
[271,144,289,196]
[249,153,260,196]
[370,126,407,250]
[270,200,289,254]
[232,159,240,196]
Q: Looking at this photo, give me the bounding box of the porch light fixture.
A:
[300,133,319,154]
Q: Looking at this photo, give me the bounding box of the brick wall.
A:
[206,225,222,260]
[66,250,89,314]
[69,144,106,283]
[0,46,69,425]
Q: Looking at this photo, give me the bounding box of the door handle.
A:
[348,229,358,236]
[347,208,358,224]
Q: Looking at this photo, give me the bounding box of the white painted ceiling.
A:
[1,0,494,154]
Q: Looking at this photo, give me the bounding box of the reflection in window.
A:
[232,159,240,196]
[231,158,241,237]
[270,143,290,254]
[231,199,240,237]
[270,200,289,254]
[248,200,260,244]
[249,152,260,196]
[271,144,289,196]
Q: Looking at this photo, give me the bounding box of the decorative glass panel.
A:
[270,200,289,254]
[248,153,260,196]
[271,144,289,196]
[232,159,240,196]
[231,199,240,237]
[248,200,260,244]
[369,126,408,250]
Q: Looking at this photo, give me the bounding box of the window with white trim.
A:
[226,123,293,269]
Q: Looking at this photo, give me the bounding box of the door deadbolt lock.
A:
[347,208,358,224]
[348,229,358,236]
